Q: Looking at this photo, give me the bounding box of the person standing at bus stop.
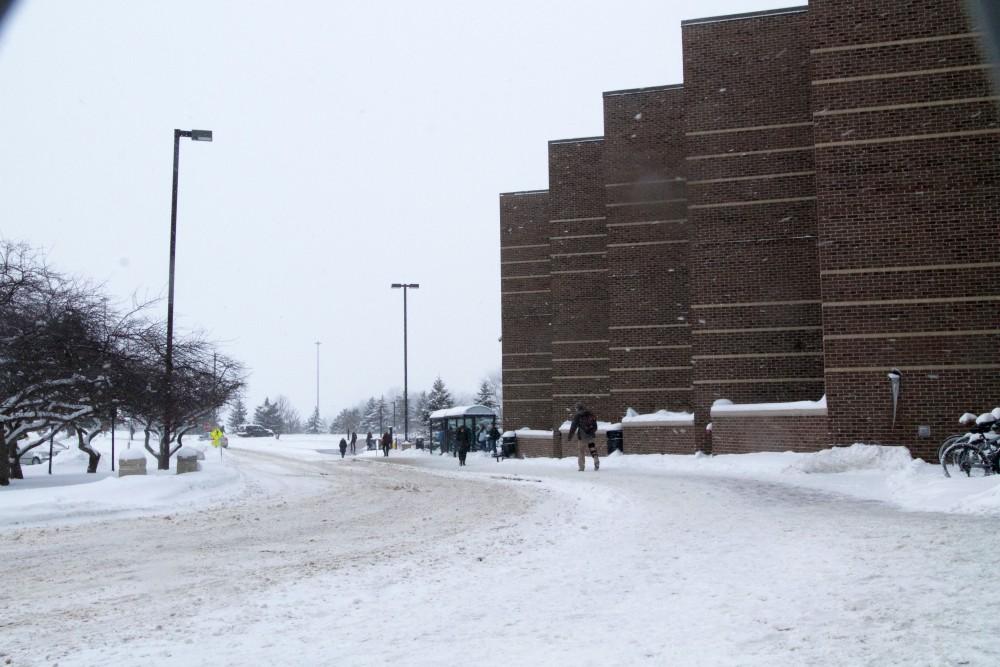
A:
[455,423,471,466]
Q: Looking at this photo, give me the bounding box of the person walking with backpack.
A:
[567,402,600,472]
[381,431,392,457]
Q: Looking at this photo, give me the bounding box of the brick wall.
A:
[602,85,692,421]
[500,190,552,431]
[515,431,562,458]
[810,0,1000,461]
[682,7,825,452]
[710,414,830,454]
[549,138,610,427]
[622,423,698,454]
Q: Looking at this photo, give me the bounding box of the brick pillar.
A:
[548,138,610,428]
[682,8,825,451]
[810,0,1000,460]
[602,85,691,421]
[500,190,552,431]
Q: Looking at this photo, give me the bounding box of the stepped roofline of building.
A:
[603,83,683,97]
[681,5,807,27]
[548,136,604,145]
[499,189,548,197]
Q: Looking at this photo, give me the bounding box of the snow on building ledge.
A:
[711,396,828,418]
[621,408,694,425]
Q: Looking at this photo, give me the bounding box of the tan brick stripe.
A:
[689,171,815,185]
[693,378,825,385]
[821,261,1000,275]
[689,196,816,209]
[812,63,993,85]
[606,218,687,228]
[816,128,1000,148]
[814,96,1000,117]
[823,295,1000,307]
[686,121,814,136]
[826,364,1000,373]
[687,146,814,160]
[810,32,981,54]
[824,330,1000,341]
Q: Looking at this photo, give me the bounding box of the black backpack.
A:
[579,412,598,436]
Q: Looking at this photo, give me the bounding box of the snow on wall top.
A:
[118,448,147,461]
[558,420,622,433]
[622,409,694,425]
[711,396,827,418]
[429,404,497,419]
[514,428,555,437]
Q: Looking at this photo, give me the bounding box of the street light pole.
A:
[315,341,321,417]
[391,283,419,442]
[164,128,213,470]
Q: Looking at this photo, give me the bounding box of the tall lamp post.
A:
[390,283,419,442]
[314,341,321,418]
[163,128,213,470]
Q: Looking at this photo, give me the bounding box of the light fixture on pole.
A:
[163,128,213,470]
[391,283,419,442]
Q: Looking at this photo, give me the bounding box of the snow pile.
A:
[622,408,694,425]
[118,448,146,461]
[790,443,915,474]
[516,428,554,437]
[711,395,827,417]
[175,445,201,458]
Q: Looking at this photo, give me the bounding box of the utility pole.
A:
[390,283,419,442]
[315,341,321,417]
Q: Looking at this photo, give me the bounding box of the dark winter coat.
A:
[351,432,357,445]
[339,438,348,452]
[455,425,471,451]
[488,426,501,441]
[567,409,597,441]
[381,433,392,448]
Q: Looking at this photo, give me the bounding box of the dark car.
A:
[236,424,275,438]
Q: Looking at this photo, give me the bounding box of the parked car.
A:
[236,424,274,438]
[18,441,68,465]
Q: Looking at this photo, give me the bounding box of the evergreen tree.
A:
[421,376,454,430]
[227,396,248,430]
[253,397,281,431]
[304,406,324,434]
[474,379,498,409]
[359,397,378,432]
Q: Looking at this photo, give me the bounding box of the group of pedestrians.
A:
[331,402,601,472]
[336,430,393,458]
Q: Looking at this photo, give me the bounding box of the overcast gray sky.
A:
[0,0,794,419]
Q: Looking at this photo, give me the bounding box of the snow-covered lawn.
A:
[4,435,1000,665]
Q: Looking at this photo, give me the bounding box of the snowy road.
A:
[4,442,1000,666]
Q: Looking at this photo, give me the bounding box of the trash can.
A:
[502,433,517,458]
[606,429,623,455]
[415,437,425,450]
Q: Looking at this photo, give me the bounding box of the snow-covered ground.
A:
[4,435,1000,665]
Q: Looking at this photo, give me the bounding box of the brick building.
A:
[499,0,998,460]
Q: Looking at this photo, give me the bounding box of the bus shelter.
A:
[428,405,498,454]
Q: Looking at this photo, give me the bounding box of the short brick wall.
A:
[515,432,562,458]
[622,424,699,454]
[176,455,199,474]
[711,414,830,454]
[118,458,146,477]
